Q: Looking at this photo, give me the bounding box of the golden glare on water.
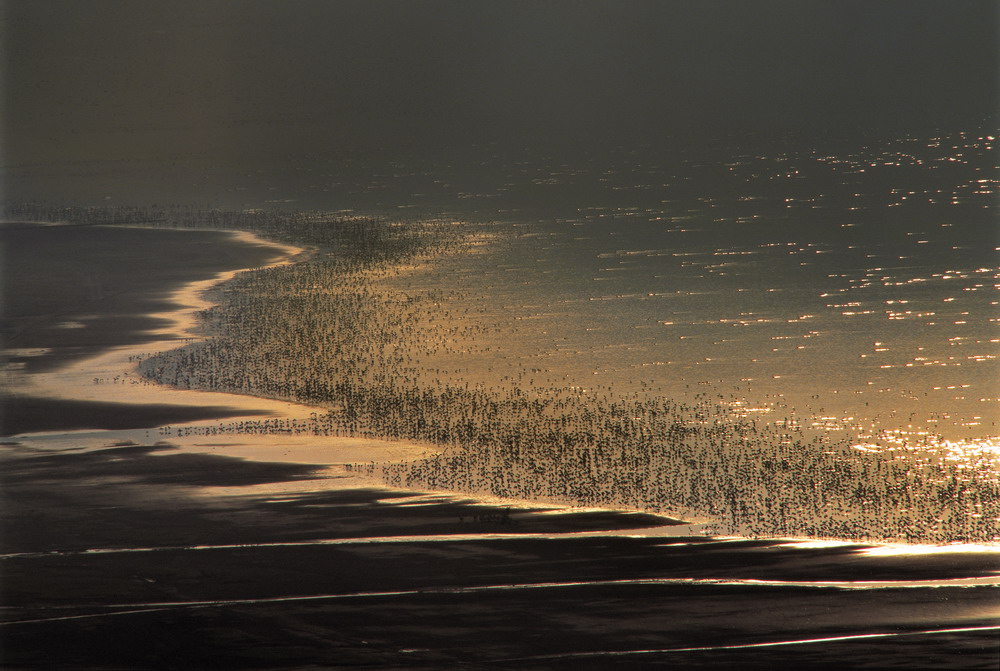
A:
[4,126,997,546]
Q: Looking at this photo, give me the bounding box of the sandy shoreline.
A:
[3,438,998,670]
[2,221,998,670]
[1,221,695,519]
[5,221,998,543]
[4,224,437,466]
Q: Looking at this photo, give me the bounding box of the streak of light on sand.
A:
[3,578,999,629]
[9,227,441,466]
[0,530,732,561]
[504,624,1000,661]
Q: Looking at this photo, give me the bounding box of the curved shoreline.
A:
[9,226,437,467]
[3,220,998,671]
[7,222,693,529]
[7,219,996,546]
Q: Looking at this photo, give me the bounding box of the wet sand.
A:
[1,223,304,435]
[2,223,283,375]
[2,220,997,669]
[2,442,998,669]
[0,395,270,436]
[3,221,438,492]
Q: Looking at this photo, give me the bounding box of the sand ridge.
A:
[8,225,437,466]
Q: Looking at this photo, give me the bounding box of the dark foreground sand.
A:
[0,396,275,437]
[2,442,998,670]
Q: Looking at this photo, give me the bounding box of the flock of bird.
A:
[7,201,997,543]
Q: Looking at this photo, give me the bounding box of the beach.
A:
[3,439,998,669]
[2,222,435,465]
[2,215,998,669]
[4,1,998,666]
[2,223,303,433]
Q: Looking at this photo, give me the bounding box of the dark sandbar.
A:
[0,395,275,437]
[2,444,997,669]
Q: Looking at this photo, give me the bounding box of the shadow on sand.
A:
[0,395,276,437]
[2,442,997,669]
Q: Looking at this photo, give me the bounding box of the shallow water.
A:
[9,133,995,447]
[2,157,998,665]
[354,133,998,449]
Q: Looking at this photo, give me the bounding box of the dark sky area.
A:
[3,0,998,167]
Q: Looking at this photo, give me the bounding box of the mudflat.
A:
[1,223,288,436]
[0,395,274,437]
[2,442,997,670]
[1,223,281,375]
[3,221,997,669]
